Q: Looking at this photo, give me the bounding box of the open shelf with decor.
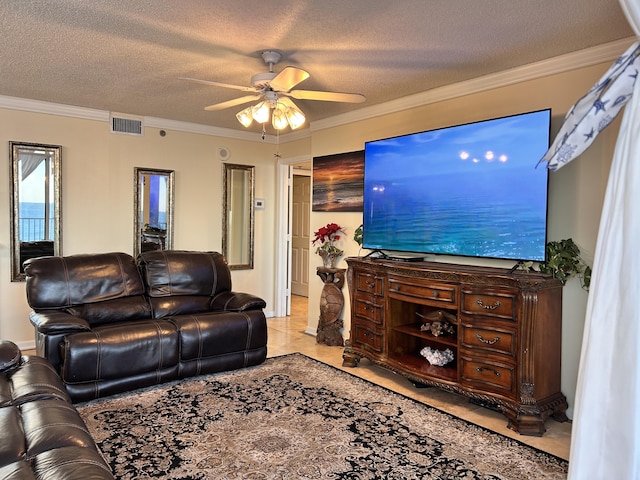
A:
[387,292,459,383]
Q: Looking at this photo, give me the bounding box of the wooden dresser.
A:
[342,257,568,436]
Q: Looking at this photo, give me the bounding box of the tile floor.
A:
[269,295,572,461]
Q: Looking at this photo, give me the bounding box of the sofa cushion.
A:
[0,406,26,467]
[147,295,212,318]
[0,460,36,480]
[61,320,180,383]
[25,253,145,310]
[21,399,98,458]
[33,446,114,479]
[170,310,267,360]
[65,295,152,326]
[138,250,232,298]
[0,356,70,407]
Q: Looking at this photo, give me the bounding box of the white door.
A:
[291,174,311,296]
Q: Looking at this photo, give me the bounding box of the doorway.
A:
[291,173,311,296]
[274,156,312,317]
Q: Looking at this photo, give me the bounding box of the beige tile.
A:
[269,295,572,461]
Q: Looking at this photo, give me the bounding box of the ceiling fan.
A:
[181,50,366,130]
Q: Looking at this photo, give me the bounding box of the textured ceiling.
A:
[0,1,635,134]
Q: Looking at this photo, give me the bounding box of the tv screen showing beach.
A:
[362,109,550,261]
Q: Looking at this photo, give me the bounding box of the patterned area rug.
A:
[77,354,568,479]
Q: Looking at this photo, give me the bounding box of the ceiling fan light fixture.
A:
[236,106,254,127]
[251,102,270,124]
[272,104,289,130]
[285,105,305,130]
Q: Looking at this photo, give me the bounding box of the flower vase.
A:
[318,250,342,268]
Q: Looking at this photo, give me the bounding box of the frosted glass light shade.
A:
[251,102,270,124]
[272,105,288,130]
[285,106,305,130]
[236,106,254,127]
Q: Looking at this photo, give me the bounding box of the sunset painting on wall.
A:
[312,150,364,212]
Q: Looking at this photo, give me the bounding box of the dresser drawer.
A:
[460,324,515,357]
[354,296,384,325]
[353,323,383,353]
[388,276,457,307]
[461,290,516,321]
[355,271,384,296]
[460,355,515,396]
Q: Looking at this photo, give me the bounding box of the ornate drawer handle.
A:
[363,331,373,339]
[476,366,501,377]
[476,299,501,310]
[475,333,500,345]
[366,281,375,288]
[432,290,439,298]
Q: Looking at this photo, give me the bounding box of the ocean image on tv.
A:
[363,110,550,261]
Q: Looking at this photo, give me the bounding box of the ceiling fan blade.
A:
[288,89,366,103]
[269,67,310,92]
[204,94,262,111]
[277,96,301,109]
[180,77,256,93]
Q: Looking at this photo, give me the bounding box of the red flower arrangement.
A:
[312,223,345,254]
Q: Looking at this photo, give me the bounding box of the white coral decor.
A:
[420,346,455,366]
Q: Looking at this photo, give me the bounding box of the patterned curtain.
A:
[540,1,640,477]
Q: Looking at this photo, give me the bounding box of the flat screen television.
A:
[362,109,551,262]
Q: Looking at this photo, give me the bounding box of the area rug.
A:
[77,353,568,479]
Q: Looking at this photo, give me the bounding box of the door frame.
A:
[275,154,312,317]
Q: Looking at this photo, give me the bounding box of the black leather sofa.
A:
[0,340,114,479]
[25,250,268,402]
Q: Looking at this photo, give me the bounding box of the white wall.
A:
[306,61,621,418]
[0,108,280,347]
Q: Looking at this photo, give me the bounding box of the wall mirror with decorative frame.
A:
[10,142,62,281]
[222,163,254,270]
[133,167,174,257]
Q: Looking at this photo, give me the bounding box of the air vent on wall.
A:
[110,113,144,136]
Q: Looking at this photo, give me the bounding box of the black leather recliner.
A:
[25,250,267,402]
[0,340,114,479]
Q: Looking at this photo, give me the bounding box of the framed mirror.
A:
[10,142,62,281]
[222,163,254,270]
[134,167,174,257]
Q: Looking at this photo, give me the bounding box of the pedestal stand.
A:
[316,267,346,346]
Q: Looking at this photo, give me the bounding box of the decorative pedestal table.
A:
[316,267,346,346]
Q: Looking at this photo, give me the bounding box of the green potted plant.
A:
[354,223,364,247]
[522,238,591,289]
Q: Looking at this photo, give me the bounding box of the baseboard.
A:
[15,339,36,352]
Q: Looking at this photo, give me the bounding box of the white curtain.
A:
[20,151,47,180]
[540,1,640,477]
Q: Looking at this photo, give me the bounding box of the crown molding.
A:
[0,94,309,144]
[0,96,278,143]
[310,37,636,132]
[1,38,634,142]
[0,95,109,122]
[143,116,272,142]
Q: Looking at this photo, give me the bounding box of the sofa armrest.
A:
[0,340,21,373]
[29,311,91,335]
[211,291,267,312]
